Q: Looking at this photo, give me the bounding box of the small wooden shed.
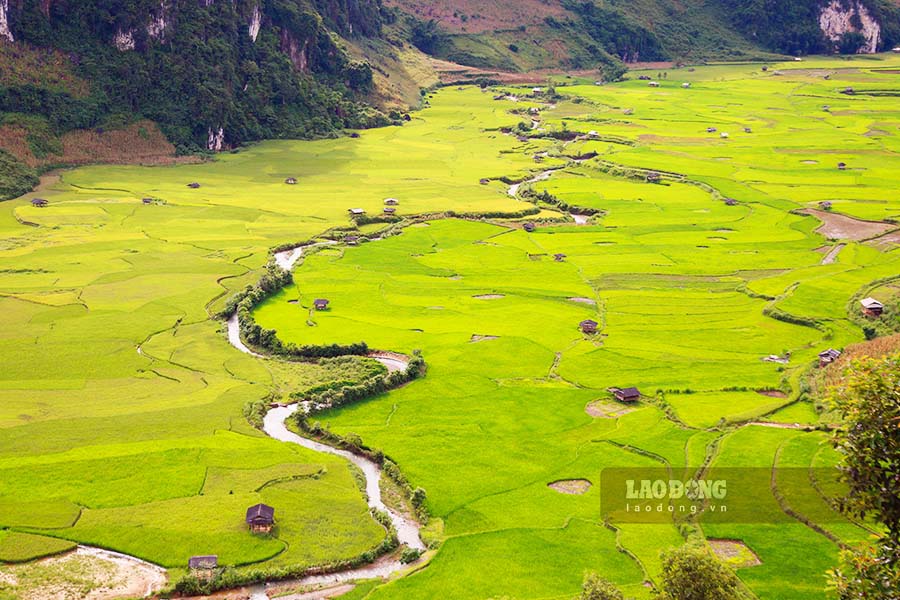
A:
[187,182,201,189]
[523,222,536,232]
[818,348,841,367]
[554,253,566,262]
[188,555,218,574]
[30,198,48,207]
[384,198,399,206]
[646,171,661,184]
[285,177,298,185]
[860,297,883,317]
[246,503,275,533]
[383,207,396,215]
[837,162,847,170]
[480,178,490,185]
[819,201,833,211]
[345,236,360,246]
[141,197,154,204]
[724,198,738,206]
[348,208,366,216]
[314,298,330,311]
[610,387,641,403]
[706,127,717,133]
[580,319,598,334]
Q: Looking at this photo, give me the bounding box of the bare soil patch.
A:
[548,479,592,495]
[568,297,597,305]
[709,539,761,568]
[0,546,167,600]
[756,389,787,398]
[866,230,900,251]
[799,208,894,241]
[473,294,505,300]
[586,400,635,418]
[820,243,845,265]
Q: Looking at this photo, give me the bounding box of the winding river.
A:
[227,243,425,599]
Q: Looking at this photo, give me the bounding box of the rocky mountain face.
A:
[0,0,390,150]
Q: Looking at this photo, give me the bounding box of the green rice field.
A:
[2,55,900,598]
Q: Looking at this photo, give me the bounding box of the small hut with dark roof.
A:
[314,299,330,311]
[818,348,841,367]
[724,198,738,206]
[142,197,154,204]
[646,171,661,184]
[837,162,847,170]
[523,222,536,233]
[580,319,598,334]
[384,198,399,206]
[188,555,218,575]
[285,177,298,185]
[187,182,201,189]
[554,253,566,262]
[246,503,275,533]
[348,208,366,216]
[819,201,833,211]
[345,236,360,246]
[480,178,490,185]
[610,387,641,403]
[30,198,48,207]
[383,206,396,215]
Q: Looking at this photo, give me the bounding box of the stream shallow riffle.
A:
[224,243,425,599]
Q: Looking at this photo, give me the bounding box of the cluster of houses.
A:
[348,198,400,218]
[188,503,275,575]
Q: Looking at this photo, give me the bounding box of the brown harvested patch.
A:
[756,389,787,398]
[709,539,762,568]
[0,121,194,169]
[473,294,505,299]
[429,58,603,85]
[0,546,167,600]
[801,160,818,164]
[548,479,592,495]
[470,334,499,343]
[586,400,635,418]
[386,0,570,34]
[798,208,895,241]
[568,297,596,305]
[866,229,900,251]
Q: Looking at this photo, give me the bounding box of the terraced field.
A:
[2,55,900,599]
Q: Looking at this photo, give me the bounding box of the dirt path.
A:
[819,243,845,265]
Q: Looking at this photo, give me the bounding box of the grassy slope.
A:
[0,55,897,597]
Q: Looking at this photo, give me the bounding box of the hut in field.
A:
[610,387,641,403]
[345,236,360,246]
[188,555,218,578]
[142,197,154,204]
[554,253,566,262]
[523,222,536,232]
[349,132,361,138]
[531,87,543,95]
[837,162,847,170]
[246,503,275,533]
[744,127,752,133]
[720,132,730,139]
[383,206,396,215]
[588,130,599,138]
[818,348,841,367]
[648,81,660,87]
[706,127,717,133]
[187,182,201,189]
[623,108,634,116]
[580,319,598,334]
[285,177,298,185]
[384,198,399,205]
[860,297,884,317]
[843,87,854,94]
[681,82,691,88]
[348,208,366,216]
[480,178,490,185]
[30,198,48,207]
[819,201,833,211]
[762,65,769,72]
[724,198,738,206]
[646,171,661,184]
[313,298,330,311]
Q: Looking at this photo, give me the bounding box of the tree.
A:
[658,546,742,600]
[828,353,900,599]
[579,572,624,600]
